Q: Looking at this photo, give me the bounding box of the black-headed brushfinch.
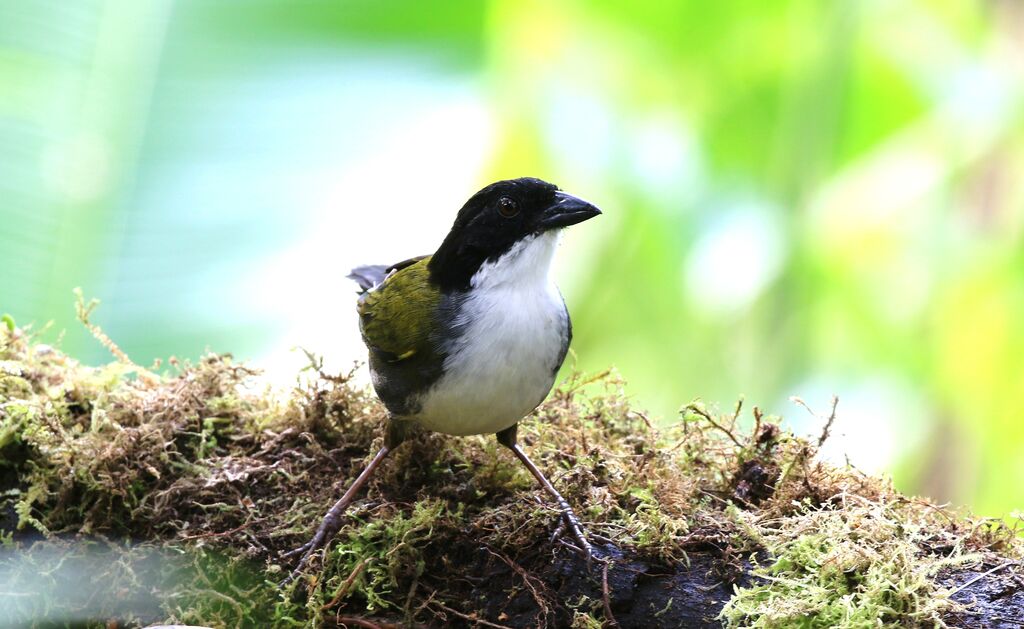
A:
[285,177,602,579]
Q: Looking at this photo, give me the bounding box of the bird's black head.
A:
[428,177,601,290]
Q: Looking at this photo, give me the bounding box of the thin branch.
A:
[789,395,839,447]
[819,396,839,447]
[181,517,265,541]
[481,545,549,621]
[431,601,515,629]
[731,398,744,423]
[602,561,619,628]
[73,287,159,384]
[321,559,370,611]
[947,561,1018,596]
[631,410,655,431]
[335,615,388,629]
[684,404,745,449]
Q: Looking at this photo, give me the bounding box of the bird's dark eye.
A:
[497,197,519,218]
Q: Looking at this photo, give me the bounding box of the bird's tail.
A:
[347,265,389,292]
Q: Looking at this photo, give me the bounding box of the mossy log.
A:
[0,324,1021,628]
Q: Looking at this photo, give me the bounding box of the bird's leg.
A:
[282,445,391,583]
[496,424,594,564]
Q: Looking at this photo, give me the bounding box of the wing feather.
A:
[356,256,439,363]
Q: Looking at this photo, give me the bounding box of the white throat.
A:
[469,231,561,290]
[413,229,570,436]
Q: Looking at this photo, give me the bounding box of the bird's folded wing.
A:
[356,255,439,363]
[348,255,430,293]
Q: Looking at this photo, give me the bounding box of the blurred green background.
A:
[1,1,1022,518]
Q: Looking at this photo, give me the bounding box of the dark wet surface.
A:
[941,560,1024,628]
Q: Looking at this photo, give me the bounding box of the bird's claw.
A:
[578,535,595,569]
[550,510,596,568]
[281,540,314,560]
[279,530,332,585]
[550,521,566,543]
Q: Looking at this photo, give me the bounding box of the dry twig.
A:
[321,559,370,611]
[431,600,514,629]
[684,403,745,449]
[602,561,619,628]
[335,615,393,629]
[481,545,550,622]
[948,561,1018,596]
[789,395,839,447]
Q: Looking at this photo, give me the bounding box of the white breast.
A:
[414,231,568,436]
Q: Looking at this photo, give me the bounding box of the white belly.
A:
[414,232,569,436]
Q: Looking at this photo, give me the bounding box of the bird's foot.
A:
[550,521,565,543]
[280,446,393,586]
[280,509,348,585]
[554,504,596,567]
[497,435,599,568]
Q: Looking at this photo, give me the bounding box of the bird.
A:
[285,177,602,580]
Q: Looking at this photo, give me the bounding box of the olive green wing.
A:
[356,256,440,363]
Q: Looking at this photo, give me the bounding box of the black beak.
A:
[538,191,602,230]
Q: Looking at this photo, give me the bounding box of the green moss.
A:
[323,499,451,612]
[0,320,1019,627]
[571,610,604,628]
[720,502,984,627]
[619,485,690,562]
